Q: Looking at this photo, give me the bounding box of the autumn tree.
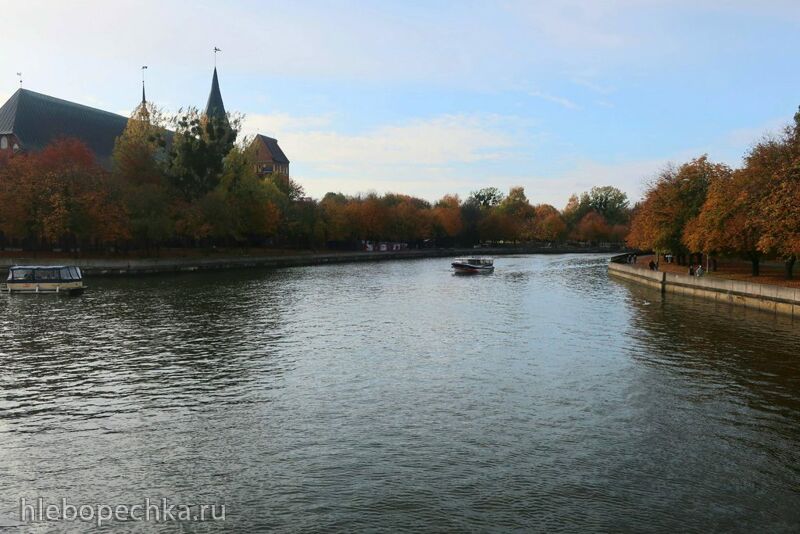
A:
[573,211,612,243]
[478,211,516,243]
[532,204,566,242]
[432,194,463,243]
[683,164,762,275]
[379,194,429,243]
[562,193,590,229]
[319,192,352,244]
[348,194,388,242]
[113,102,168,186]
[759,168,800,277]
[112,102,172,250]
[0,139,128,250]
[497,186,535,241]
[627,156,719,264]
[755,109,800,278]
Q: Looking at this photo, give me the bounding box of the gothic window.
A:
[0,136,7,150]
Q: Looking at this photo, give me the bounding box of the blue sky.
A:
[3,0,800,207]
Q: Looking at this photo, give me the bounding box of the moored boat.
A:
[451,257,494,274]
[2,266,86,295]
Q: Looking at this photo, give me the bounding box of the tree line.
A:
[627,108,800,278]
[0,103,632,253]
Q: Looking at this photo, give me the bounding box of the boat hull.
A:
[452,262,494,274]
[2,282,85,295]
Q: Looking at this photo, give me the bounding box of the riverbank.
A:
[634,254,800,289]
[608,255,800,318]
[0,246,620,276]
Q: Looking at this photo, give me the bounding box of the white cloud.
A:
[242,112,336,137]
[246,112,520,166]
[242,112,530,198]
[241,110,793,207]
[528,91,579,110]
[558,157,671,204]
[503,1,632,51]
[723,117,788,147]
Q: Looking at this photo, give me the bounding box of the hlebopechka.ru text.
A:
[19,497,226,527]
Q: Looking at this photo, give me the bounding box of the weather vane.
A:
[214,47,221,67]
[16,72,22,87]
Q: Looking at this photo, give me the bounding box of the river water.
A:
[0,254,798,532]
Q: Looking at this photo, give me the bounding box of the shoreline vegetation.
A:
[0,102,631,259]
[1,96,797,287]
[626,108,800,281]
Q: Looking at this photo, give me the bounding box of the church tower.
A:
[205,67,227,122]
[132,65,150,121]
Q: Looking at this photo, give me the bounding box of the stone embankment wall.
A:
[608,256,800,318]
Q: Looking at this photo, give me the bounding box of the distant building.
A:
[0,67,289,171]
[0,89,128,166]
[250,134,290,177]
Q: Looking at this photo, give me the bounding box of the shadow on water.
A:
[619,279,800,415]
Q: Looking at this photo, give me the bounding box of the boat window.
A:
[35,269,60,281]
[11,269,34,281]
[70,267,82,279]
[61,268,73,280]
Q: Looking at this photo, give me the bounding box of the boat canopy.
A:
[453,257,494,266]
[7,266,83,282]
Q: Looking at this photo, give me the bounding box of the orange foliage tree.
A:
[0,138,129,250]
[627,156,724,264]
[683,164,762,274]
[755,110,800,277]
[573,211,611,243]
[532,204,567,242]
[432,195,463,242]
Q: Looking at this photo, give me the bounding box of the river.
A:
[1,254,798,532]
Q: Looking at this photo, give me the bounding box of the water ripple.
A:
[0,254,799,532]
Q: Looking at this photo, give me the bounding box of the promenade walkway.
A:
[632,254,800,289]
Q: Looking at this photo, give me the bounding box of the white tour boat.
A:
[451,256,495,274]
[2,265,86,295]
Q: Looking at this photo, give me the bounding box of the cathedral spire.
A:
[132,65,150,121]
[204,66,227,121]
[141,65,149,107]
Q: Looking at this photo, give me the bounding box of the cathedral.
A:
[0,68,289,175]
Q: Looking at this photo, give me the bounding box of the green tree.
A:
[468,187,504,208]
[219,146,282,242]
[586,186,630,226]
[167,108,240,200]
